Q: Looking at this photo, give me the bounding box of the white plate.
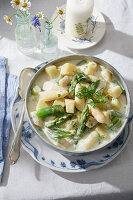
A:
[11,88,133,173]
[51,5,106,50]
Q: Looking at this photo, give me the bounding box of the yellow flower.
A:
[10,0,21,9]
[20,0,31,11]
[3,15,13,25]
[37,12,44,19]
[58,9,63,15]
[56,7,64,20]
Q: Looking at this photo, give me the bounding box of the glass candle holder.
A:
[15,13,37,55]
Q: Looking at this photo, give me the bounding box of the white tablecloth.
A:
[0,0,133,199]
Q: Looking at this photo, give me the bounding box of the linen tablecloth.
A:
[0,0,133,199]
[0,57,18,183]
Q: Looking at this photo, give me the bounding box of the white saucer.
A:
[11,86,133,173]
[51,5,106,50]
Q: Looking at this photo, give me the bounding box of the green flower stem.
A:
[9,13,17,18]
[25,11,28,16]
[51,15,58,23]
[18,9,25,17]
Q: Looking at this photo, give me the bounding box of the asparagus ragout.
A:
[28,59,127,151]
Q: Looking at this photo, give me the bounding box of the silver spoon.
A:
[9,68,36,165]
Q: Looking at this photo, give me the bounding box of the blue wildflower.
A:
[32,15,41,32]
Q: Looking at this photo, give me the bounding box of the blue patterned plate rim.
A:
[11,87,133,173]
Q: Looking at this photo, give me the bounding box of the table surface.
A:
[0,0,133,199]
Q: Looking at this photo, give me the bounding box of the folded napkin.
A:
[0,57,18,183]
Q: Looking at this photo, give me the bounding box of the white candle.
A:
[65,0,94,39]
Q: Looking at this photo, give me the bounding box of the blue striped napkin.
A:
[0,57,18,183]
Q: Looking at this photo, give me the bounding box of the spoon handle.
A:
[9,104,25,165]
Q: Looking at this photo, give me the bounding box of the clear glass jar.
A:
[40,23,58,60]
[15,13,37,55]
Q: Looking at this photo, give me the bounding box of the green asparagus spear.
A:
[45,114,73,128]
[36,105,65,118]
[103,111,123,131]
[77,105,90,137]
[69,75,78,95]
[47,127,75,139]
[76,60,87,66]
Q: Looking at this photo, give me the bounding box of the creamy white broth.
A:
[27,59,127,151]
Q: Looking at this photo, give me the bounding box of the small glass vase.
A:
[40,23,58,60]
[15,13,37,55]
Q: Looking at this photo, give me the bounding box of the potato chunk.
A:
[88,100,106,123]
[39,89,68,101]
[59,76,73,87]
[95,126,109,140]
[111,98,120,109]
[65,99,75,113]
[43,81,57,91]
[36,99,50,110]
[101,69,112,82]
[75,83,85,112]
[91,107,106,123]
[89,75,98,82]
[86,116,97,128]
[84,61,97,75]
[53,99,65,107]
[108,84,122,98]
[45,65,59,79]
[76,131,99,151]
[61,63,77,76]
[103,111,111,124]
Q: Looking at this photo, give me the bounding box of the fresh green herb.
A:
[76,60,87,66]
[77,105,89,137]
[76,80,100,99]
[88,97,108,108]
[87,80,100,95]
[99,134,105,140]
[58,94,61,97]
[45,114,73,128]
[76,86,90,99]
[94,88,103,98]
[69,71,91,95]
